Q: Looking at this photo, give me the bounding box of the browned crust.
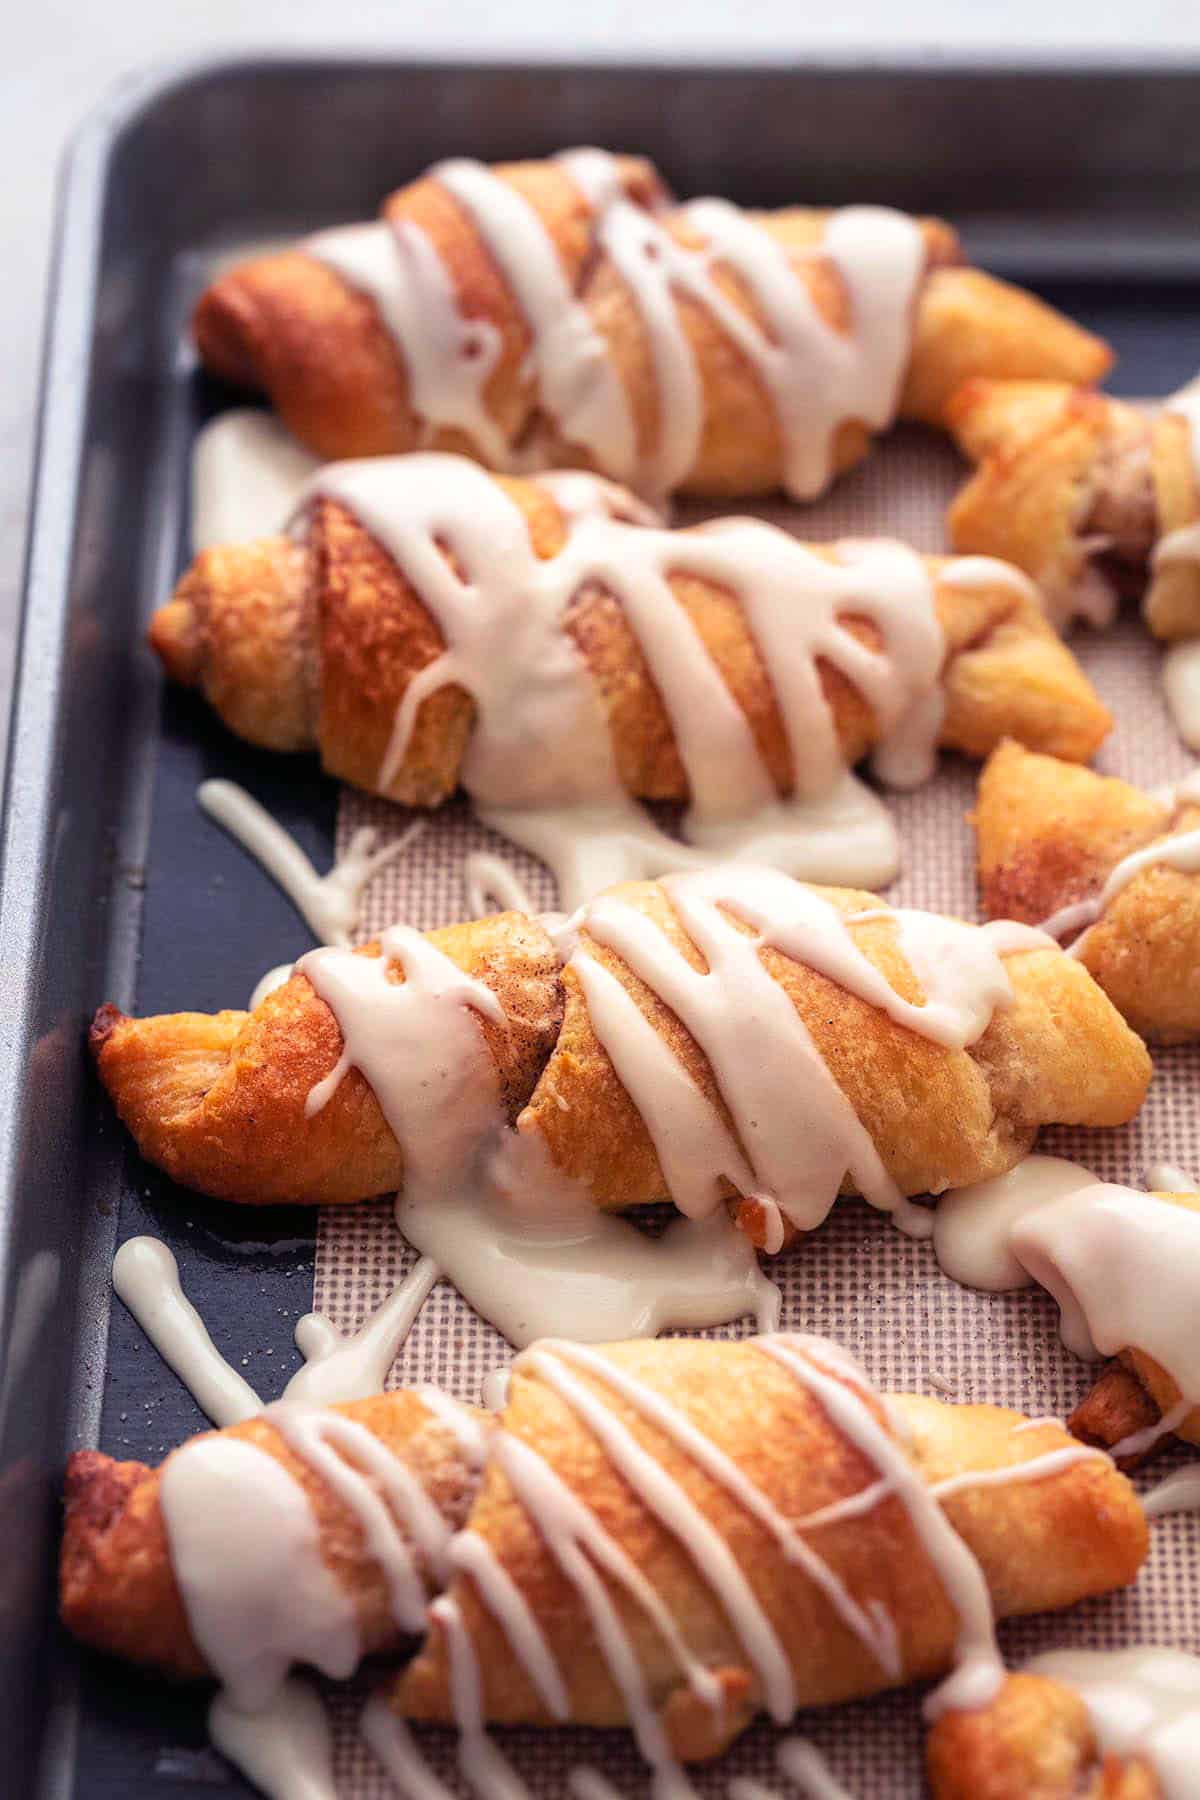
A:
[518,880,1150,1214]
[903,276,1112,430]
[60,1393,490,1680]
[192,153,1109,492]
[1069,1360,1167,1471]
[91,876,1150,1211]
[150,478,1110,807]
[946,379,1150,623]
[90,911,563,1205]
[1146,406,1200,637]
[975,740,1200,1039]
[927,1672,1161,1799]
[391,1343,1146,1753]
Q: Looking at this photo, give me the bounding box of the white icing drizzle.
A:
[249,962,295,1009]
[114,1232,442,1423]
[1039,816,1200,955]
[432,1592,537,1799]
[931,1155,1101,1292]
[463,851,537,918]
[431,1330,1063,1789]
[199,778,423,949]
[1011,1184,1200,1454]
[926,1442,1110,1500]
[1026,1646,1200,1800]
[297,866,1040,1348]
[525,1340,900,1684]
[299,922,506,1185]
[209,1676,338,1800]
[266,1404,450,1629]
[596,196,924,500]
[112,1236,262,1426]
[398,1159,781,1348]
[160,1385,477,1792]
[1148,1160,1200,1193]
[307,148,924,503]
[1163,639,1200,751]
[433,157,637,476]
[776,1737,856,1800]
[160,1436,361,1711]
[283,1257,440,1408]
[569,1771,634,1800]
[303,452,950,903]
[563,868,1027,1238]
[753,1336,1005,1720]
[1144,1466,1200,1517]
[481,1367,511,1411]
[474,1430,709,1790]
[524,1349,795,1722]
[303,912,781,1345]
[191,410,323,554]
[305,219,510,466]
[361,1693,459,1799]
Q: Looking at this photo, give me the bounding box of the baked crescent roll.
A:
[90,867,1150,1221]
[947,376,1200,638]
[59,1388,490,1681]
[193,150,1111,499]
[927,1672,1160,1798]
[149,455,1111,841]
[974,740,1200,1039]
[59,1336,1147,1778]
[390,1336,1145,1765]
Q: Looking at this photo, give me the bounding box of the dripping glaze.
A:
[306,147,925,501]
[550,868,1048,1241]
[1026,1647,1200,1800]
[295,450,1023,904]
[931,1155,1101,1292]
[1163,640,1200,751]
[159,1382,482,1800]
[1010,1184,1200,1456]
[385,1333,1112,1800]
[1143,1466,1200,1518]
[113,1233,446,1424]
[300,870,1046,1342]
[199,778,423,950]
[146,1264,486,1796]
[300,913,782,1345]
[191,410,323,553]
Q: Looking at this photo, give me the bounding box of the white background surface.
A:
[2,1,1199,762]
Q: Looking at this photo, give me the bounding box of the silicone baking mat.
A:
[313,426,1200,1795]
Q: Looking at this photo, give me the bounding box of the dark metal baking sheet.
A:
[3,50,1200,1799]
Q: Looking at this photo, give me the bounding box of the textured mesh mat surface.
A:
[312,425,1199,1796]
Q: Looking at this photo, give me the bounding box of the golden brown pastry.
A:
[60,1388,488,1679]
[61,1337,1147,1777]
[389,1336,1146,1762]
[91,870,1151,1216]
[150,460,1111,817]
[194,152,1111,498]
[927,1672,1160,1799]
[947,377,1200,637]
[974,740,1200,1039]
